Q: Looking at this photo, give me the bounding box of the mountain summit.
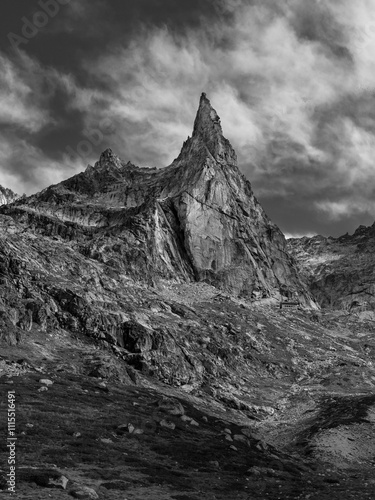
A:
[189,93,236,163]
[176,93,237,167]
[194,93,223,136]
[1,94,315,306]
[97,147,123,169]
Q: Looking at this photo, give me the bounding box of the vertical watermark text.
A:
[7,391,16,494]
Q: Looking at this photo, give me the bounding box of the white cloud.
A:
[0,53,50,132]
[316,199,375,220]
[0,134,83,195]
[80,0,357,169]
[327,0,375,91]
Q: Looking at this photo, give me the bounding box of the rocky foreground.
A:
[1,292,375,499]
[0,95,374,499]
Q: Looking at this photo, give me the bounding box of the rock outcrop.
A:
[288,223,375,310]
[0,185,18,206]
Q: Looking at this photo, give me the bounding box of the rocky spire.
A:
[190,93,237,164]
[192,93,223,139]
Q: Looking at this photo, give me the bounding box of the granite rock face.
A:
[288,223,375,310]
[1,94,314,306]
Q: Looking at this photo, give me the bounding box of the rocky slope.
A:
[1,289,375,499]
[288,224,375,310]
[0,184,18,205]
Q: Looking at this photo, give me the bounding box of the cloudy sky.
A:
[2,0,375,237]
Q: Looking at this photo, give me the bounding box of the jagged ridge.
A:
[288,223,375,310]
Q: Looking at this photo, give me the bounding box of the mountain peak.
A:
[96,148,123,169]
[193,93,223,140]
[101,147,115,157]
[189,93,236,164]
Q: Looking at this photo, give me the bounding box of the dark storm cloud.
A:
[2,0,375,236]
[0,0,224,187]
